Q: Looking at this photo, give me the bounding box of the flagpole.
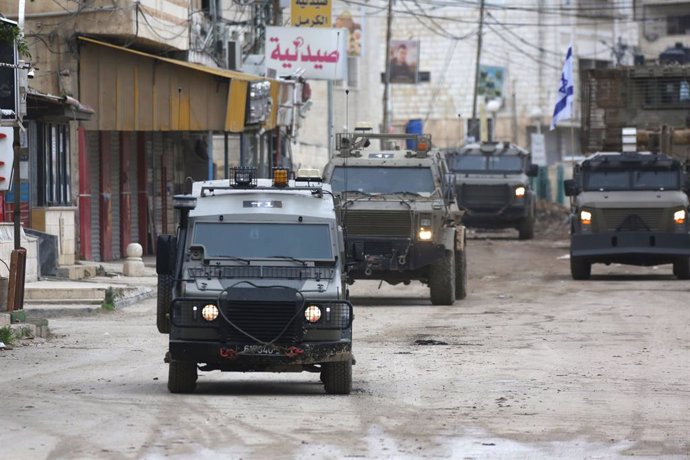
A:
[570,40,576,164]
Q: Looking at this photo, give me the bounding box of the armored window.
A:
[330,166,435,194]
[192,222,334,261]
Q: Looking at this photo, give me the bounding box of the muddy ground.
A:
[1,232,688,459]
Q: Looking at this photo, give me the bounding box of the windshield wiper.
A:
[340,190,374,197]
[205,255,250,265]
[268,255,308,266]
[388,191,422,196]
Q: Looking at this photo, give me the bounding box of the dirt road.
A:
[1,235,688,458]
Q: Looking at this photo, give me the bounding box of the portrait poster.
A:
[388,39,419,84]
[333,7,364,57]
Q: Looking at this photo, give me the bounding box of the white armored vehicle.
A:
[156,168,353,394]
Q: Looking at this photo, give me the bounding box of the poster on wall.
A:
[333,6,363,57]
[478,65,505,102]
[388,39,419,84]
[265,26,348,80]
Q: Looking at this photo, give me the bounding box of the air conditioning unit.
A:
[226,40,241,70]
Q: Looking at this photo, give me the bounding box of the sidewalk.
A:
[16,257,158,317]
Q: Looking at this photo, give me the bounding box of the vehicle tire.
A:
[157,274,174,334]
[322,360,352,395]
[518,216,535,240]
[429,250,455,305]
[570,256,591,280]
[167,360,197,394]
[454,249,467,300]
[673,257,690,280]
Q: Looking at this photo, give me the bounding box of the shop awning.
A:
[27,88,95,121]
[78,37,279,132]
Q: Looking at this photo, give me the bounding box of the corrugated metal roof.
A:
[78,36,264,82]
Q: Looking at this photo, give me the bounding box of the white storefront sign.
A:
[530,133,547,166]
[265,26,347,81]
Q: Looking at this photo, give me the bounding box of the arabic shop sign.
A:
[291,0,331,28]
[265,26,347,81]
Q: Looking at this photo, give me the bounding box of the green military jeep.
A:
[564,151,690,279]
[322,130,467,305]
[445,142,539,240]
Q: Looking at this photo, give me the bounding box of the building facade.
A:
[0,0,302,263]
[291,0,641,169]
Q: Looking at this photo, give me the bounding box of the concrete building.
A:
[0,0,301,265]
[635,0,690,60]
[291,0,640,169]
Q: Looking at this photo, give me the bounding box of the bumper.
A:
[462,205,530,228]
[345,238,445,277]
[169,340,352,371]
[571,231,690,263]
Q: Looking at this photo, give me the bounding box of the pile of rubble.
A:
[535,200,570,240]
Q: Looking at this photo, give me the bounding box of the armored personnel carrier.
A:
[445,142,539,239]
[564,151,690,279]
[322,129,467,305]
[156,168,353,394]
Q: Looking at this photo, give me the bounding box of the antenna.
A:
[345,89,350,134]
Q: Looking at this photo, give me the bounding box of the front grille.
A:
[343,210,412,237]
[220,287,302,344]
[599,208,666,232]
[188,266,334,280]
[458,184,511,210]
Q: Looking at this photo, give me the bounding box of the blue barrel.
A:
[405,119,423,149]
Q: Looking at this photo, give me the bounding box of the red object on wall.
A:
[120,132,132,258]
[78,127,92,260]
[99,132,113,261]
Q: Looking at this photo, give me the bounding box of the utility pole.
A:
[470,0,485,128]
[381,0,393,134]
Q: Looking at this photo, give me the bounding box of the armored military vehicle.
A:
[322,129,467,305]
[564,151,690,279]
[445,142,539,239]
[156,168,354,394]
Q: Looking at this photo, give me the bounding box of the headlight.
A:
[580,210,592,225]
[418,228,433,240]
[514,186,526,198]
[420,218,432,227]
[304,305,322,323]
[201,304,219,321]
[674,209,687,224]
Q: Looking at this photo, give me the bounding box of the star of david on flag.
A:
[550,44,574,130]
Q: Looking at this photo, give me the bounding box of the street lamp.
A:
[486,99,501,142]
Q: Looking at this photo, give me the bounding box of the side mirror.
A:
[527,164,539,177]
[564,179,578,197]
[156,234,178,275]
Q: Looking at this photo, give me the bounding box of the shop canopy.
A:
[78,37,280,133]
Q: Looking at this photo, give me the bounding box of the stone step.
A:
[25,286,107,301]
[55,264,100,280]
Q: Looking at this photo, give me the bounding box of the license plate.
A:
[241,345,281,355]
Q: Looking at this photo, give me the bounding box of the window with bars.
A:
[36,122,71,206]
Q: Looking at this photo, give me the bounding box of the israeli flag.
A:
[550,44,574,130]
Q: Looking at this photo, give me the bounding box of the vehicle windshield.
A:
[192,222,334,260]
[583,168,680,191]
[330,166,435,194]
[449,154,524,173]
